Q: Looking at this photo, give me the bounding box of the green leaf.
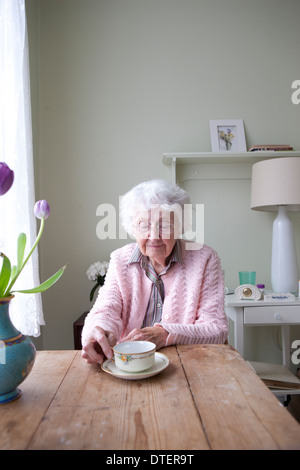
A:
[11,265,17,280]
[11,265,67,295]
[89,283,100,302]
[17,233,27,271]
[0,253,11,298]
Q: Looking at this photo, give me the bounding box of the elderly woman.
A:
[82,179,228,364]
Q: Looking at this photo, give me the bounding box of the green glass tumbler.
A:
[239,271,256,285]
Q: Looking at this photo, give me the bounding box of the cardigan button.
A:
[164,314,169,320]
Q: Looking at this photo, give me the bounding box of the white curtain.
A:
[0,0,44,336]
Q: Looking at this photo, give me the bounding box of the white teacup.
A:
[113,341,156,372]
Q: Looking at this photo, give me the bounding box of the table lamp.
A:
[250,157,300,293]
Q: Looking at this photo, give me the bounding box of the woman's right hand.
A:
[81,326,117,364]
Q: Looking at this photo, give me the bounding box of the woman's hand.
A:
[121,325,168,350]
[81,326,117,364]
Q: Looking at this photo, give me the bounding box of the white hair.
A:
[120,179,190,236]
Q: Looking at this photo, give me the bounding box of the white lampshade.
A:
[251,157,300,293]
[251,157,300,211]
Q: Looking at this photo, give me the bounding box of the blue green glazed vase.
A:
[0,296,36,404]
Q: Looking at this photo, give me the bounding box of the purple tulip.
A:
[0,162,14,195]
[34,200,50,219]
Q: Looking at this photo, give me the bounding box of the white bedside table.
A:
[225,295,300,368]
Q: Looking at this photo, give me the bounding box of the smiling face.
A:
[133,207,177,270]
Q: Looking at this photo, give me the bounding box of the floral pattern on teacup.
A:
[119,354,133,365]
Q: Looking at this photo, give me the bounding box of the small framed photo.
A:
[209,119,247,152]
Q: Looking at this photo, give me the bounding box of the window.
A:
[0,0,44,336]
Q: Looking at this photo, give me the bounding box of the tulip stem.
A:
[4,217,45,296]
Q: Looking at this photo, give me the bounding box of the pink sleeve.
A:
[81,252,124,346]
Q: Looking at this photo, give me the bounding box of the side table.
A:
[225,295,300,368]
[225,296,300,397]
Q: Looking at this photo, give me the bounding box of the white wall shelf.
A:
[163,151,300,184]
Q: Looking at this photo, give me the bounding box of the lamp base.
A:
[271,206,298,293]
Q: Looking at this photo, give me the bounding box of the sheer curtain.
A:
[0,0,44,336]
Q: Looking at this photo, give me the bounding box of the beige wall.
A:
[26,0,300,362]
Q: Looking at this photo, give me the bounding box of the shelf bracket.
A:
[171,157,177,185]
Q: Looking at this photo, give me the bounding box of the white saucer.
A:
[101,352,169,380]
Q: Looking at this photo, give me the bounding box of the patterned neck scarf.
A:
[128,241,182,327]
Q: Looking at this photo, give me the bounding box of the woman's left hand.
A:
[121,325,168,350]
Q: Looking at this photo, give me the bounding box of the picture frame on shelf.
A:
[209,119,247,152]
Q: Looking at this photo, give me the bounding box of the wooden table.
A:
[1,344,300,450]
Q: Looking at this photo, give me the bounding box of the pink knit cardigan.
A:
[82,241,228,347]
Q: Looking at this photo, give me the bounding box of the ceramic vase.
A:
[0,296,36,404]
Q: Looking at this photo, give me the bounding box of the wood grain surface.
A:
[1,345,299,450]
